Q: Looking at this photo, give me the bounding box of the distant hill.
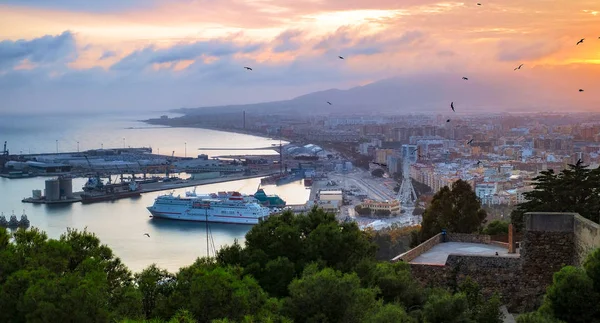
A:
[175,71,599,116]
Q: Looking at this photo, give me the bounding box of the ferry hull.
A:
[147,207,266,225]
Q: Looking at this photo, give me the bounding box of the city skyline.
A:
[1,0,600,114]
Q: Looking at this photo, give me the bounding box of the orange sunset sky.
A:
[1,0,599,114]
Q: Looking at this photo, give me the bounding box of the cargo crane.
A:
[2,141,8,156]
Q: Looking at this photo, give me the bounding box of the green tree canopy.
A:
[511,161,600,231]
[0,227,142,323]
[282,265,379,323]
[419,180,487,242]
[216,208,376,297]
[540,266,599,323]
[482,220,509,235]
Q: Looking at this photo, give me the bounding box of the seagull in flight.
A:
[446,119,451,123]
[462,77,469,80]
[467,139,474,145]
[327,101,332,105]
[514,64,523,71]
[143,233,150,237]
[243,66,253,71]
[338,56,344,60]
[579,89,584,92]
[477,3,482,5]
[577,38,585,45]
[476,160,482,166]
[451,102,455,112]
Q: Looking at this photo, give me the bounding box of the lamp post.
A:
[185,142,187,158]
[122,138,125,148]
[55,140,58,153]
[77,141,80,153]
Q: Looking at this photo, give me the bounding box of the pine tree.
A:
[420,180,487,241]
[511,161,600,231]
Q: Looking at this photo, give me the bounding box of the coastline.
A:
[143,119,292,143]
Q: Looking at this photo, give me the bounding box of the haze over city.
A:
[1,0,600,114]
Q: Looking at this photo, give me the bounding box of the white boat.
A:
[147,193,272,225]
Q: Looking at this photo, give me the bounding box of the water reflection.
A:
[147,217,252,237]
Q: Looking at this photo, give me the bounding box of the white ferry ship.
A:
[147,192,272,225]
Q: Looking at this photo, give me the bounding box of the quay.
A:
[22,171,278,205]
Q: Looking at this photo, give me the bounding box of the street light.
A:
[55,140,58,153]
[185,142,187,158]
[77,141,80,152]
[122,138,125,148]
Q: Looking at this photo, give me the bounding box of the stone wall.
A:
[447,233,491,244]
[405,213,591,313]
[392,233,441,262]
[574,214,600,265]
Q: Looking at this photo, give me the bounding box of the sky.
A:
[1,0,600,114]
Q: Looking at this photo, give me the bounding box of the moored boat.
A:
[146,193,272,225]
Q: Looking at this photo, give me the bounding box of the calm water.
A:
[0,113,308,272]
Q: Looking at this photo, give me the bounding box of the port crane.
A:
[2,141,8,156]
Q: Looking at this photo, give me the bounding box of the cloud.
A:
[110,39,264,71]
[496,39,563,62]
[99,50,116,60]
[272,30,304,53]
[2,0,157,13]
[0,31,76,70]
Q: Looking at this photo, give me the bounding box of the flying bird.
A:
[462,77,469,80]
[451,102,455,112]
[477,3,481,5]
[446,119,451,123]
[476,160,482,165]
[243,66,252,71]
[514,64,523,71]
[467,139,474,145]
[579,89,584,92]
[338,56,344,60]
[327,101,332,105]
[577,38,584,45]
[144,233,150,237]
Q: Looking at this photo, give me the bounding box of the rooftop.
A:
[410,242,517,265]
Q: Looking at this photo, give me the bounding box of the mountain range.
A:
[174,71,598,116]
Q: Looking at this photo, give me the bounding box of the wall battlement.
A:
[397,212,600,312]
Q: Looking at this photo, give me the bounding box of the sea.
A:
[0,112,309,273]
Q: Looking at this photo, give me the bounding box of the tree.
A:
[541,266,599,323]
[584,248,600,294]
[482,220,509,235]
[511,161,600,231]
[135,264,176,319]
[0,227,143,323]
[421,290,471,323]
[458,277,503,323]
[371,168,385,178]
[283,265,379,323]
[516,312,565,323]
[419,180,487,242]
[363,304,416,323]
[162,259,274,322]
[217,208,376,297]
[357,261,423,308]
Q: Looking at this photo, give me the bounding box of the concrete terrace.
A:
[410,242,516,265]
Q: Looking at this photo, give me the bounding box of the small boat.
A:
[19,211,30,228]
[0,213,8,227]
[8,212,19,228]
